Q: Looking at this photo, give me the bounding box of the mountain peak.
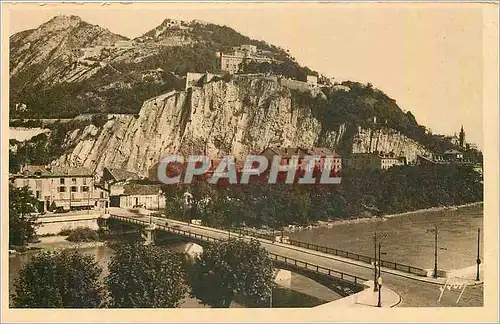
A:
[42,15,82,30]
[52,14,81,22]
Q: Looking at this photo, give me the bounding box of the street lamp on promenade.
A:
[377,242,382,307]
[377,242,387,307]
[373,232,387,292]
[373,233,378,292]
[269,283,273,308]
[426,224,439,279]
[476,228,481,281]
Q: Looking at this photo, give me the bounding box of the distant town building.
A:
[416,152,478,168]
[102,167,141,186]
[259,146,342,176]
[306,75,318,85]
[443,149,464,161]
[109,182,165,210]
[239,44,257,54]
[163,19,183,29]
[443,134,460,146]
[303,147,342,172]
[217,44,282,74]
[332,84,351,92]
[10,165,109,213]
[467,143,479,150]
[343,152,406,170]
[260,146,309,162]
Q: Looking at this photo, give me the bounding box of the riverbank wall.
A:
[36,213,103,235]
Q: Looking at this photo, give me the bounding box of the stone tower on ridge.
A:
[459,125,465,147]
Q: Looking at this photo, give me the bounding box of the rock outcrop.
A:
[351,126,431,162]
[53,77,432,177]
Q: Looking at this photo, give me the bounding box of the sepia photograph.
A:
[1,1,498,323]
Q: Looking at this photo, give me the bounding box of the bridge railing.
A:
[110,215,367,286]
[236,228,426,276]
[268,253,366,285]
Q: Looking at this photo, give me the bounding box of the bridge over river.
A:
[108,208,483,307]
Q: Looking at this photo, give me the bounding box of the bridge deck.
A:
[110,214,367,296]
[108,208,484,307]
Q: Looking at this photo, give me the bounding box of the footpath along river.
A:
[288,204,484,271]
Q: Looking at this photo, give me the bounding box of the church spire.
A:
[459,125,465,147]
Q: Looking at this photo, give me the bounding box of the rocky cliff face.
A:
[53,77,431,177]
[351,127,431,161]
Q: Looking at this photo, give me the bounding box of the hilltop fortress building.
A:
[217,44,283,74]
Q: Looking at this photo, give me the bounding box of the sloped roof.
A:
[106,168,141,182]
[123,183,162,196]
[444,149,463,154]
[307,147,340,157]
[260,147,309,159]
[14,165,93,178]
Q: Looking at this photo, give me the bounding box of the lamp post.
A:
[476,227,481,281]
[433,224,438,278]
[269,283,273,308]
[427,224,439,278]
[377,242,382,307]
[272,204,276,241]
[228,206,232,240]
[373,233,378,292]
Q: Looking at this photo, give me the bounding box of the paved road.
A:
[109,208,484,307]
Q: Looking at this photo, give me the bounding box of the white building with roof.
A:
[9,165,109,213]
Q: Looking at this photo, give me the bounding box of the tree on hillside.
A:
[189,239,274,308]
[9,184,40,248]
[106,243,188,308]
[12,250,105,308]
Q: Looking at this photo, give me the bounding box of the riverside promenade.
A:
[109,207,484,307]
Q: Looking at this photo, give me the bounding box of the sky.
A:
[6,2,486,149]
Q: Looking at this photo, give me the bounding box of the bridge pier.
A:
[141,223,157,246]
[97,214,111,234]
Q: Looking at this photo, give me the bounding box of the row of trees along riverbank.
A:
[162,164,483,230]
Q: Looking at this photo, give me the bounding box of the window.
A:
[82,186,89,192]
[71,186,78,192]
[59,186,66,193]
[36,191,41,199]
[60,178,65,185]
[35,180,42,189]
[83,178,87,185]
[72,178,77,185]
[24,180,29,187]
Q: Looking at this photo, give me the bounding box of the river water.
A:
[288,205,484,270]
[9,241,340,308]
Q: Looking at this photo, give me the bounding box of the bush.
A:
[189,239,274,308]
[58,227,73,236]
[11,250,106,308]
[106,243,188,308]
[64,227,100,242]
